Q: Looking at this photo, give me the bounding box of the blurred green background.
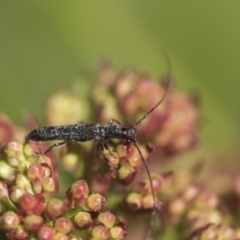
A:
[0,1,239,159]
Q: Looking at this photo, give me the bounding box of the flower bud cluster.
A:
[126,173,163,211]
[1,141,58,196]
[94,142,150,187]
[45,90,89,126]
[0,142,126,239]
[92,60,200,153]
[0,60,203,239]
[157,169,240,239]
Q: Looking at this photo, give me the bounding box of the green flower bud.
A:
[9,186,25,203]
[109,226,126,239]
[97,211,116,229]
[74,211,92,229]
[53,232,69,240]
[91,224,109,239]
[126,192,143,210]
[4,141,25,163]
[42,177,56,193]
[15,174,33,194]
[1,211,20,229]
[86,193,106,211]
[118,163,136,185]
[0,161,15,181]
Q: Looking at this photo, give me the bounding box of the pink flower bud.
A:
[45,198,66,219]
[37,225,56,240]
[15,224,29,239]
[19,193,37,215]
[24,215,44,231]
[54,217,73,234]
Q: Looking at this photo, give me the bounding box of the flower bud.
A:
[23,143,35,157]
[24,215,44,231]
[42,177,56,193]
[4,141,25,163]
[0,180,16,209]
[37,225,56,240]
[54,217,72,234]
[53,232,69,240]
[116,144,128,159]
[27,163,45,180]
[97,211,116,229]
[1,211,20,229]
[126,192,143,210]
[86,193,106,211]
[71,180,89,199]
[141,174,162,195]
[91,224,109,239]
[45,198,66,219]
[109,226,126,239]
[19,193,37,215]
[74,211,92,229]
[33,194,45,214]
[0,161,15,181]
[15,174,33,194]
[142,194,154,209]
[9,186,25,203]
[105,152,119,169]
[118,163,136,185]
[32,177,43,194]
[15,224,29,239]
[127,154,142,168]
[36,155,53,170]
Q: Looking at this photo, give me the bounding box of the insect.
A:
[26,56,171,240]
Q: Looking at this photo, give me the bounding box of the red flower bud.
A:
[19,193,37,215]
[24,215,44,231]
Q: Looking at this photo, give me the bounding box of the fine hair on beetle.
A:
[26,53,172,240]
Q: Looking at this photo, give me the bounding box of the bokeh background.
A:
[0,2,239,166]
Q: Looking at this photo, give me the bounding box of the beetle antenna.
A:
[135,50,172,129]
[133,142,156,240]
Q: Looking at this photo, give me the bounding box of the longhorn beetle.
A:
[26,54,171,240]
